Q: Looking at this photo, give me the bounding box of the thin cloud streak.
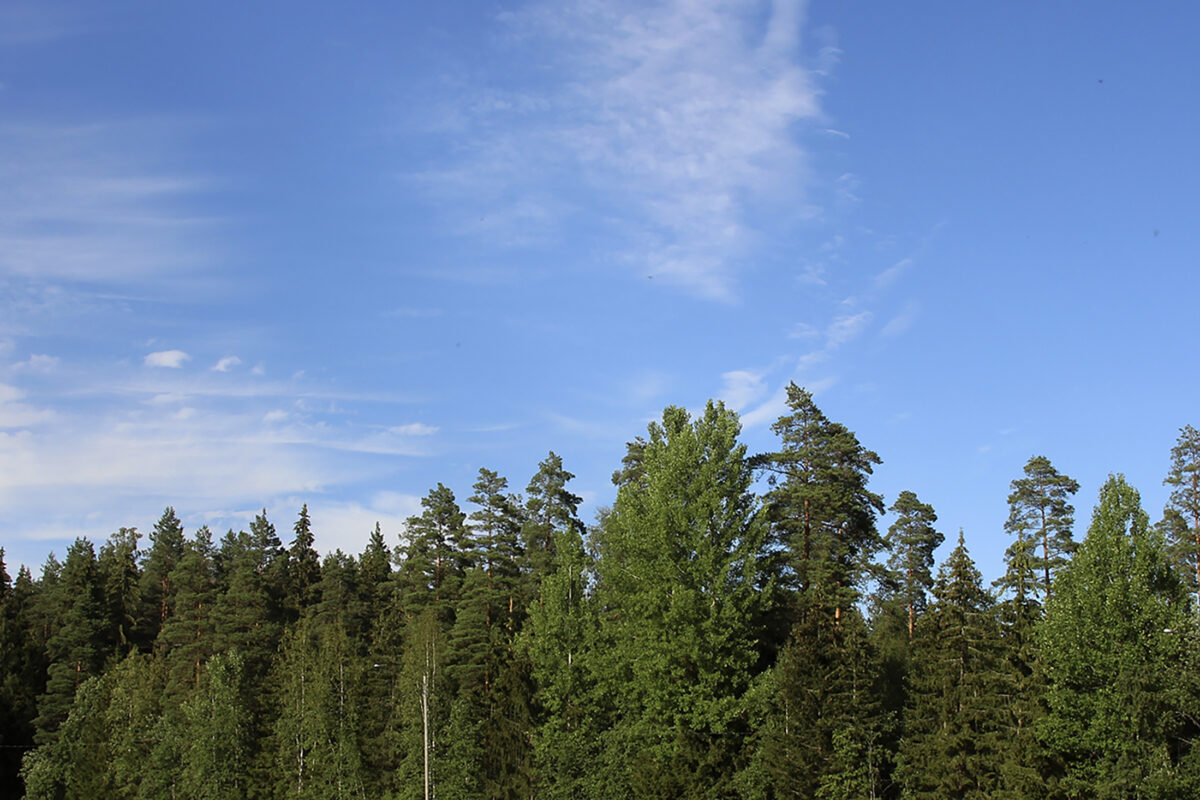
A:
[417,0,822,300]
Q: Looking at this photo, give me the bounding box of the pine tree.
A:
[397,484,469,619]
[97,527,143,655]
[754,382,884,617]
[1005,456,1080,601]
[157,527,217,696]
[523,452,584,582]
[885,490,943,639]
[1163,424,1200,610]
[33,538,106,745]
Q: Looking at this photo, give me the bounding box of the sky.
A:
[2,0,1199,584]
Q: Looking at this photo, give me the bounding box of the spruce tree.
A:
[896,532,1007,799]
[141,507,186,641]
[286,504,323,621]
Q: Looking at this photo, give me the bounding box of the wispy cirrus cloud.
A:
[0,121,220,285]
[414,0,822,301]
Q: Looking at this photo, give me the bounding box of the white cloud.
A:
[788,321,821,340]
[306,494,423,555]
[212,355,242,372]
[418,0,822,301]
[0,121,218,284]
[874,257,912,289]
[144,349,191,368]
[826,311,873,346]
[389,423,439,436]
[11,353,59,371]
[882,302,919,337]
[720,369,768,412]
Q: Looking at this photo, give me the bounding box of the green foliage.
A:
[1004,456,1080,601]
[1164,424,1200,605]
[756,382,884,608]
[885,490,943,639]
[591,401,769,797]
[897,532,1007,799]
[1040,475,1195,798]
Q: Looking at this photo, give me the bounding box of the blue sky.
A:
[3,0,1198,584]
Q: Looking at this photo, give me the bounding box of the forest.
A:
[1,382,1198,800]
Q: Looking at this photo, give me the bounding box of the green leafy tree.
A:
[1040,475,1196,798]
[1005,456,1080,601]
[180,650,254,799]
[273,617,367,800]
[525,516,595,799]
[591,402,770,798]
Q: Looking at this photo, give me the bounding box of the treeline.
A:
[2,383,1200,799]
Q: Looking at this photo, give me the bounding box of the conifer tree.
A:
[885,490,943,639]
[157,527,217,696]
[286,504,323,621]
[359,522,391,631]
[755,382,884,616]
[757,591,883,800]
[1005,456,1080,600]
[523,452,584,581]
[0,553,39,799]
[33,538,105,745]
[141,507,186,640]
[97,527,143,655]
[397,484,469,618]
[896,532,1007,799]
[1164,424,1200,609]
